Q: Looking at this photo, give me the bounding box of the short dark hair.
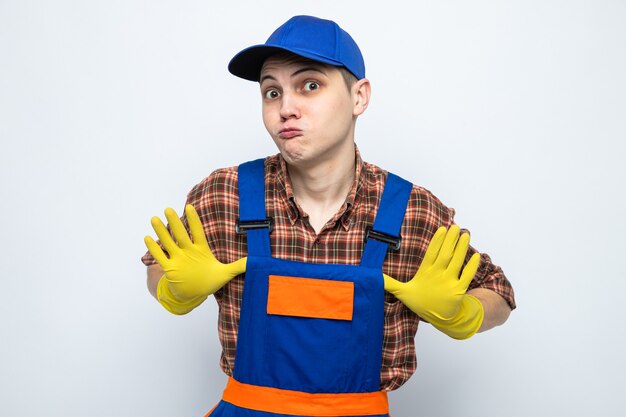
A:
[261,51,357,91]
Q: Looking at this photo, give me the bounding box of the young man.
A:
[142,15,515,417]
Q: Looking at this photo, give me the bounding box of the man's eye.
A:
[304,81,319,91]
[264,89,280,99]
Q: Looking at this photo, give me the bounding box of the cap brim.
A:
[228,44,345,82]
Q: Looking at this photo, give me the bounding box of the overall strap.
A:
[360,172,413,269]
[237,158,272,258]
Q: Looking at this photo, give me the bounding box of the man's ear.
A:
[352,78,371,117]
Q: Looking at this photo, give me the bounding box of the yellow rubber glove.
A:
[384,225,484,340]
[144,204,247,315]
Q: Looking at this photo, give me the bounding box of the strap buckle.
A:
[365,226,402,251]
[235,217,274,234]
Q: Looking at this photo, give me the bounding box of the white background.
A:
[1,1,625,416]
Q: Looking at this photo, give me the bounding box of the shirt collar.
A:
[276,145,366,231]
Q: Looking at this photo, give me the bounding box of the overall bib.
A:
[207,159,412,417]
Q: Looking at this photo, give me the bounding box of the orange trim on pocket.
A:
[222,377,389,416]
[267,275,354,321]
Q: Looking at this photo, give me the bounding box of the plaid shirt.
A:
[142,148,516,391]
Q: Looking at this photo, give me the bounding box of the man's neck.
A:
[286,142,356,233]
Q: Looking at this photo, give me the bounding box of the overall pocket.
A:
[264,275,355,392]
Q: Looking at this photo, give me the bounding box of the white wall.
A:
[1,1,624,416]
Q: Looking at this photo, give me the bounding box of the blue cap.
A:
[228,15,365,81]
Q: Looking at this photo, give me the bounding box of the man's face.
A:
[259,55,359,168]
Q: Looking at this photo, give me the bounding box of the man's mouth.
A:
[278,128,302,139]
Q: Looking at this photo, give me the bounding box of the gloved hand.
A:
[384,225,484,339]
[144,204,247,315]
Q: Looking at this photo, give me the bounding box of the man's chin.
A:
[275,141,308,165]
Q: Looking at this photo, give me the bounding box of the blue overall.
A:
[207,159,412,417]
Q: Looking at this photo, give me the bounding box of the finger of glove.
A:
[165,208,193,249]
[459,252,481,291]
[448,232,471,277]
[144,235,169,266]
[185,204,210,248]
[420,226,447,268]
[151,215,181,256]
[226,256,248,277]
[383,273,404,295]
[434,225,461,269]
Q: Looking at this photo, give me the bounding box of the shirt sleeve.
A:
[465,248,516,310]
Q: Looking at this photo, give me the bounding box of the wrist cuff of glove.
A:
[157,276,208,315]
[429,294,485,340]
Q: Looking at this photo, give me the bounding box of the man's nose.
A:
[279,92,301,120]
